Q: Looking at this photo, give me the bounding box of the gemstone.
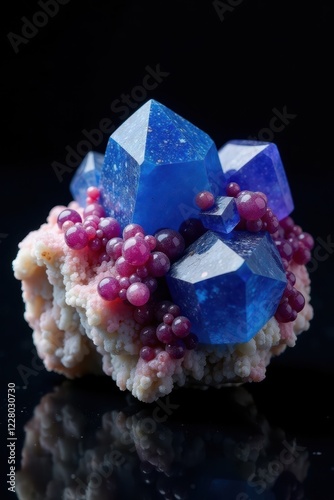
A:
[166,230,287,344]
[100,99,224,234]
[70,151,104,208]
[218,140,294,220]
[199,196,240,233]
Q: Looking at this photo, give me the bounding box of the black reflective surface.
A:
[1,1,334,499]
[5,367,334,500]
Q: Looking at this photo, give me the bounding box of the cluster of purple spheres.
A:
[195,183,314,324]
[57,187,198,361]
[134,299,199,361]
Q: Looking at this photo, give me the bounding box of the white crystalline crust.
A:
[12,204,313,403]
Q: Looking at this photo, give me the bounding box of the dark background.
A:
[1,1,334,499]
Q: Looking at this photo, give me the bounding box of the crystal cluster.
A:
[13,98,314,402]
[70,99,297,345]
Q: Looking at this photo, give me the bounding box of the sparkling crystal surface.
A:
[70,151,104,208]
[100,99,224,234]
[218,140,294,220]
[166,230,287,344]
[199,196,240,233]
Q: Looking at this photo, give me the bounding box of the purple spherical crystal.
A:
[57,209,82,229]
[166,339,186,359]
[97,277,120,301]
[122,236,151,266]
[144,234,157,250]
[195,191,215,211]
[140,326,160,347]
[140,346,156,361]
[293,244,311,265]
[275,239,293,261]
[156,323,174,344]
[115,256,136,277]
[154,300,174,322]
[142,277,158,293]
[84,214,100,227]
[65,225,88,249]
[236,191,267,221]
[171,316,191,338]
[298,232,314,250]
[126,282,150,306]
[106,237,123,259]
[289,290,305,312]
[163,313,174,325]
[88,237,102,252]
[168,304,181,317]
[123,223,145,240]
[154,229,185,262]
[147,251,170,277]
[275,301,296,323]
[98,217,121,239]
[136,266,149,278]
[226,182,241,197]
[119,276,130,289]
[134,303,155,325]
[83,203,105,218]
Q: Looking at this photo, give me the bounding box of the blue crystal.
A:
[166,230,287,344]
[100,99,224,234]
[70,151,104,208]
[199,196,240,233]
[218,140,294,220]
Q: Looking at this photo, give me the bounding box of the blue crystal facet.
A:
[70,151,104,208]
[100,99,224,234]
[218,140,294,221]
[199,196,240,233]
[166,230,287,344]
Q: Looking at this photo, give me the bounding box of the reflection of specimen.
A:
[16,382,309,499]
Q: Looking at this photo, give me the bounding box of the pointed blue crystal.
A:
[100,99,224,234]
[218,140,294,220]
[166,230,287,344]
[70,151,104,208]
[199,196,240,233]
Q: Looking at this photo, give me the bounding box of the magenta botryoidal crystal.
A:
[100,99,224,234]
[218,140,294,221]
[166,230,287,344]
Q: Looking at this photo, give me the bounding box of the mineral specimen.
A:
[12,99,314,403]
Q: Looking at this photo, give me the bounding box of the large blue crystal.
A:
[70,151,104,208]
[199,196,240,233]
[166,230,287,344]
[218,140,294,221]
[100,99,224,234]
